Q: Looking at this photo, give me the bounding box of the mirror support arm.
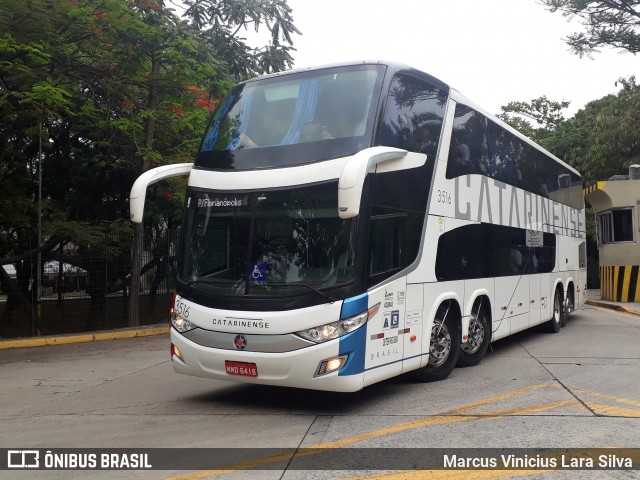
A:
[339,147,424,219]
[130,163,193,223]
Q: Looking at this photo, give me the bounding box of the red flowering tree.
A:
[0,0,299,328]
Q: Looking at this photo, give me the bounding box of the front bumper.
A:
[170,328,365,392]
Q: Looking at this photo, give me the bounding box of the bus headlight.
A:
[171,312,197,333]
[296,310,369,343]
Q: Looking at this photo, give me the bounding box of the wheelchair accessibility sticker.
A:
[250,263,267,283]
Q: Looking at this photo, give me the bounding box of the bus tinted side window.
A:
[367,161,434,287]
[377,74,447,158]
[435,224,556,281]
[446,107,488,178]
[446,103,583,210]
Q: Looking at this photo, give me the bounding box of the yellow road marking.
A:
[163,390,580,480]
[584,402,640,417]
[162,384,632,480]
[448,383,557,414]
[574,389,640,409]
[472,398,581,417]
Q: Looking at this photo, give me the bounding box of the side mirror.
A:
[338,147,426,219]
[130,163,193,223]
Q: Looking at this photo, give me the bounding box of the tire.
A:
[457,301,491,368]
[545,288,563,333]
[414,301,460,382]
[562,288,574,327]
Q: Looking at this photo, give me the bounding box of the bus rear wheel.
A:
[545,288,564,333]
[562,289,574,327]
[457,301,490,368]
[414,301,460,382]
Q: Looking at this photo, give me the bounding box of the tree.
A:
[560,77,640,182]
[498,96,571,143]
[500,84,640,184]
[539,1,640,182]
[128,0,300,326]
[541,0,640,56]
[1,0,300,332]
[181,0,300,77]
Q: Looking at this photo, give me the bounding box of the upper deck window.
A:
[446,103,584,210]
[196,65,385,170]
[376,74,448,158]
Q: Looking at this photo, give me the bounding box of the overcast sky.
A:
[279,0,638,118]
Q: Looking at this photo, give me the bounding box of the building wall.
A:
[585,176,640,302]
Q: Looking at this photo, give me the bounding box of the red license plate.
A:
[225,361,258,377]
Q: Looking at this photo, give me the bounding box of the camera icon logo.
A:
[7,450,40,468]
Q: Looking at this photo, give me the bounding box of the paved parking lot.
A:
[1,303,639,479]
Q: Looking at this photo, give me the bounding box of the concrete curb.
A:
[0,325,169,350]
[585,299,640,316]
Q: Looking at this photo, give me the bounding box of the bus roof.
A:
[239,60,581,179]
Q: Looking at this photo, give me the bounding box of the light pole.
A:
[36,120,42,335]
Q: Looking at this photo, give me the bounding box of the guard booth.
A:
[584,165,640,301]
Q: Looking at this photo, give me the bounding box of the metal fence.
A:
[0,229,179,339]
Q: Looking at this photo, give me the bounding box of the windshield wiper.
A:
[184,277,228,287]
[264,283,336,303]
[183,278,335,302]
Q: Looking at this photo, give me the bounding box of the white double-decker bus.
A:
[130,61,586,392]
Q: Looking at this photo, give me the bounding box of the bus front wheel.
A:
[414,301,460,382]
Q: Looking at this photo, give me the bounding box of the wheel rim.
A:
[566,295,574,316]
[428,319,452,366]
[461,313,484,354]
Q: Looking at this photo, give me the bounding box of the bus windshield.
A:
[179,182,358,296]
[196,65,385,170]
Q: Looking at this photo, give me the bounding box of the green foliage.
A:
[563,76,640,181]
[0,0,299,308]
[182,0,299,77]
[0,0,298,231]
[498,96,571,143]
[541,0,640,57]
[500,79,640,185]
[541,0,640,227]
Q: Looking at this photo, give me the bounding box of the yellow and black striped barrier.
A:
[600,265,640,302]
[583,181,606,197]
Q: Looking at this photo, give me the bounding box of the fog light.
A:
[315,355,348,377]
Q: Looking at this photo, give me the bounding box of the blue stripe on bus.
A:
[338,326,366,376]
[340,293,368,319]
[338,293,369,376]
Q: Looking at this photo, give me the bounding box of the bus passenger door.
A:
[363,278,407,387]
